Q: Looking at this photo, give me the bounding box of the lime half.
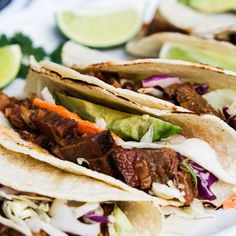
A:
[56,8,142,48]
[0,45,22,89]
[159,42,236,71]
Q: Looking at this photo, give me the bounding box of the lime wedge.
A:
[0,45,22,89]
[56,8,143,48]
[159,42,236,71]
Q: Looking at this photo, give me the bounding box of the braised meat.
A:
[145,15,187,36]
[227,116,236,130]
[84,71,136,90]
[164,83,221,117]
[0,93,15,111]
[0,224,47,236]
[53,130,115,176]
[98,204,115,236]
[31,109,79,146]
[0,93,197,204]
[110,148,179,189]
[0,224,24,236]
[110,147,196,203]
[174,171,197,205]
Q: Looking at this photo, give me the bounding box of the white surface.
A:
[1,0,236,235]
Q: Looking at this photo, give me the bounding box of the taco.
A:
[0,58,235,210]
[0,143,163,236]
[73,58,236,131]
[125,0,236,61]
[139,0,236,43]
[125,32,236,72]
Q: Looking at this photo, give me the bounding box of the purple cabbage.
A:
[193,84,209,95]
[85,211,110,224]
[189,162,218,201]
[142,75,182,89]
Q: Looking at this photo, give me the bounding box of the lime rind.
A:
[0,44,22,89]
[56,9,142,48]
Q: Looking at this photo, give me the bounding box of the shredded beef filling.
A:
[81,72,224,120]
[215,32,236,45]
[0,224,25,236]
[110,147,179,189]
[0,224,47,236]
[110,147,196,205]
[144,15,188,36]
[227,115,236,130]
[84,71,136,91]
[80,71,231,124]
[164,83,221,117]
[0,92,197,204]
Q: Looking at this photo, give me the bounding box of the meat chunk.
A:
[84,71,135,90]
[110,147,179,189]
[5,106,26,128]
[228,116,236,130]
[174,171,197,205]
[145,14,187,36]
[31,110,79,146]
[110,147,197,204]
[164,83,221,117]
[33,232,48,236]
[0,224,24,236]
[0,224,47,236]
[0,92,12,110]
[52,130,115,176]
[98,204,115,236]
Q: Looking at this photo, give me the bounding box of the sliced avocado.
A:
[160,42,236,72]
[55,92,181,141]
[179,0,236,13]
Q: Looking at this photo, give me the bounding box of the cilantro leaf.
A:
[180,161,198,188]
[50,43,64,64]
[0,34,11,46]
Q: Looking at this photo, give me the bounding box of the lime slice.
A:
[179,0,236,13]
[159,42,236,71]
[0,44,22,89]
[56,8,143,48]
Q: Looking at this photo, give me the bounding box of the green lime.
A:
[159,42,236,71]
[0,44,22,89]
[56,8,143,48]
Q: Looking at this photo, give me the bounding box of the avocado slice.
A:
[55,92,181,141]
[179,0,236,13]
[160,42,236,72]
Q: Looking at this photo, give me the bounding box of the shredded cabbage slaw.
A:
[0,189,132,236]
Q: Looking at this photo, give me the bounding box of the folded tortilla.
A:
[0,144,163,236]
[148,0,236,39]
[125,0,236,61]
[1,58,235,210]
[126,32,236,64]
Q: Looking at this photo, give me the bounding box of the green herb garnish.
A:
[180,161,198,188]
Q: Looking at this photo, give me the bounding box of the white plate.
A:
[1,1,236,235]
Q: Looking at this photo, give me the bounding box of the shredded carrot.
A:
[33,98,81,121]
[33,98,120,140]
[223,194,236,210]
